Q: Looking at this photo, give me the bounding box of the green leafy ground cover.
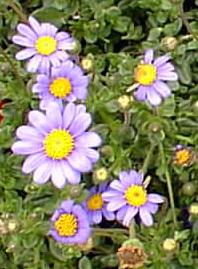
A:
[0,0,198,268]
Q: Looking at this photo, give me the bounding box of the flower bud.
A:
[100,145,113,157]
[149,122,161,133]
[117,95,131,110]
[81,57,93,71]
[7,219,18,232]
[189,203,198,216]
[69,184,82,198]
[161,36,177,50]
[93,167,108,183]
[78,237,93,252]
[182,182,196,196]
[163,238,177,252]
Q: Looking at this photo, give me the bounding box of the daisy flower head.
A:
[134,49,178,106]
[12,16,74,73]
[32,60,89,110]
[12,102,102,188]
[82,183,115,224]
[173,144,196,167]
[49,199,91,244]
[102,170,164,227]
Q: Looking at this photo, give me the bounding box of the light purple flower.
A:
[49,199,91,244]
[32,60,89,110]
[12,16,74,73]
[102,170,164,227]
[134,49,178,106]
[12,102,102,188]
[82,183,115,224]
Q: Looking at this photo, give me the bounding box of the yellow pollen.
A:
[35,36,57,55]
[175,149,191,165]
[125,185,147,207]
[87,193,103,210]
[54,214,77,237]
[134,64,157,85]
[43,129,74,160]
[50,77,72,98]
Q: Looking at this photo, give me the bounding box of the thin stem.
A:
[93,228,128,235]
[7,1,28,22]
[141,143,155,174]
[129,220,136,239]
[177,1,198,41]
[158,142,177,228]
[0,46,25,88]
[124,111,132,127]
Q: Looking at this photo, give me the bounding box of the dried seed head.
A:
[161,36,177,50]
[117,245,147,269]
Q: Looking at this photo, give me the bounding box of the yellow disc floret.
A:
[87,193,103,210]
[35,36,57,55]
[174,149,191,165]
[125,185,147,207]
[134,64,157,85]
[54,213,77,236]
[43,129,74,160]
[50,77,72,98]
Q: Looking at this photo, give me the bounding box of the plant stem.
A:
[129,220,136,238]
[141,143,155,174]
[158,142,177,228]
[7,1,28,22]
[124,111,132,127]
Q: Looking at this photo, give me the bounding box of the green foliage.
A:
[0,0,198,268]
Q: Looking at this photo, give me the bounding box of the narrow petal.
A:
[16,48,36,60]
[17,23,37,40]
[146,202,159,214]
[16,126,43,142]
[157,71,178,81]
[41,23,57,36]
[12,35,34,47]
[61,161,81,184]
[123,206,138,226]
[134,85,148,101]
[82,148,100,163]
[37,74,49,84]
[157,62,175,72]
[38,57,50,74]
[12,141,42,155]
[67,150,92,172]
[144,49,154,64]
[69,113,92,137]
[103,208,115,221]
[139,206,153,226]
[27,55,42,73]
[75,132,102,148]
[51,163,66,188]
[75,104,86,114]
[154,55,170,67]
[60,199,74,212]
[116,206,128,221]
[153,80,171,98]
[73,86,88,100]
[49,54,61,67]
[28,110,51,134]
[55,31,70,41]
[147,88,162,106]
[29,16,41,35]
[63,103,76,129]
[56,50,69,61]
[46,102,62,128]
[107,198,126,211]
[102,190,121,201]
[22,153,46,173]
[147,193,164,203]
[110,180,125,192]
[58,40,74,50]
[33,161,51,184]
[92,211,102,224]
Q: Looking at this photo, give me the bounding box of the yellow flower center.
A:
[134,64,157,85]
[175,149,191,165]
[87,193,103,210]
[50,77,72,98]
[125,185,147,207]
[43,129,74,160]
[35,36,57,55]
[54,213,77,237]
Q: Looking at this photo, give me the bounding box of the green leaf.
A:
[79,256,92,269]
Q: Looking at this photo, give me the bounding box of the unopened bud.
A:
[69,185,82,198]
[93,167,108,182]
[78,237,93,252]
[163,238,177,252]
[189,203,198,216]
[81,58,93,71]
[7,219,18,232]
[161,36,177,50]
[100,145,113,157]
[118,95,131,110]
[149,122,161,133]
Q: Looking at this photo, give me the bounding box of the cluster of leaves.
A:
[0,0,197,268]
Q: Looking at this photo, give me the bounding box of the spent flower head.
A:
[12,102,101,188]
[134,49,178,106]
[102,170,164,227]
[12,16,74,73]
[173,144,196,167]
